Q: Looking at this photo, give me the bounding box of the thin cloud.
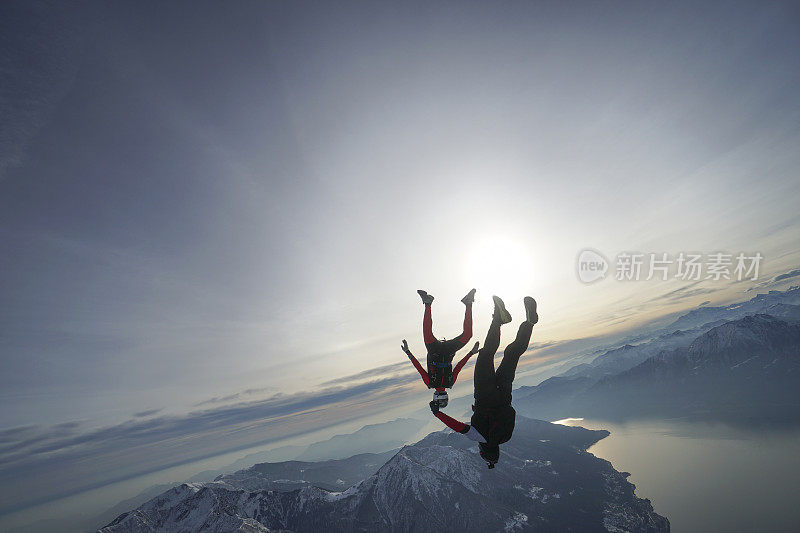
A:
[132,409,163,418]
[0,422,83,457]
[320,361,411,386]
[195,386,275,407]
[0,426,37,443]
[646,281,718,304]
[774,269,800,282]
[0,376,417,515]
[746,267,800,291]
[1,379,407,469]
[529,341,559,351]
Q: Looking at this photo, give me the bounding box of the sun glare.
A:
[465,236,533,300]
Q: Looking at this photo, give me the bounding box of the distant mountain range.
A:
[100,417,668,532]
[515,287,800,423]
[86,418,426,531]
[663,287,800,331]
[214,449,398,493]
[296,418,427,461]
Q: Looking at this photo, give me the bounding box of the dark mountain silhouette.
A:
[516,313,800,423]
[99,418,668,532]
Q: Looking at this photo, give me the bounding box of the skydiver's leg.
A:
[440,288,476,354]
[474,316,501,402]
[495,321,534,396]
[457,302,473,345]
[439,303,473,359]
[458,288,475,345]
[422,302,437,345]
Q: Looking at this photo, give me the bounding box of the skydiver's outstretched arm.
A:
[430,401,486,443]
[402,339,429,386]
[451,341,480,385]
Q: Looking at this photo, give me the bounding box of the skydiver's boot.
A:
[461,288,476,306]
[524,296,538,325]
[417,290,434,306]
[492,295,512,325]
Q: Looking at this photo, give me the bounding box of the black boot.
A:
[417,290,434,306]
[461,288,476,305]
[524,296,538,325]
[492,295,512,324]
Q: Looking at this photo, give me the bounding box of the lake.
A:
[555,417,800,532]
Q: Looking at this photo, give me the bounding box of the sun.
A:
[464,236,533,300]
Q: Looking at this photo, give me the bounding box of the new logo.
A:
[577,249,609,283]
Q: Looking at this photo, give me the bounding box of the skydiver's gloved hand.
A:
[401,339,412,358]
[429,400,440,414]
[467,341,480,356]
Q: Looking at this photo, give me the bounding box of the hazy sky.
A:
[1,0,800,523]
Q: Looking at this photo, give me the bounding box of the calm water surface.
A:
[557,418,800,532]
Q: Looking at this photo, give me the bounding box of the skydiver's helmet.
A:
[479,442,499,469]
[433,390,449,408]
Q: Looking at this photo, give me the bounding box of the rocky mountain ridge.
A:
[100,418,668,532]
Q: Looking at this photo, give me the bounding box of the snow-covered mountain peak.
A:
[100,418,667,532]
[687,314,799,365]
[387,444,485,493]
